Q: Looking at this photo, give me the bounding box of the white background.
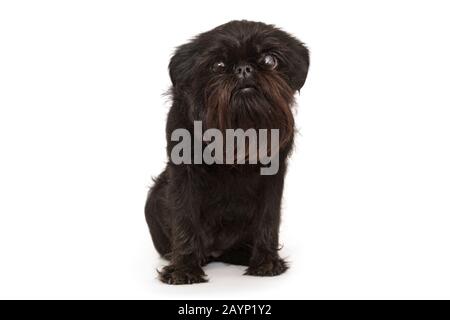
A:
[1,0,449,299]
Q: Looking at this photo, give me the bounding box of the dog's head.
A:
[169,20,309,149]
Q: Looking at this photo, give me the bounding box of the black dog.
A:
[145,20,309,284]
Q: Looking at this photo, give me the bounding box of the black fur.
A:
[145,20,309,284]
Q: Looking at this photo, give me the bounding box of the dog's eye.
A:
[212,61,226,72]
[261,54,278,69]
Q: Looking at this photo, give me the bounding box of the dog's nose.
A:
[234,64,253,79]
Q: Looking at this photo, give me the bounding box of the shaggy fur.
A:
[145,20,309,284]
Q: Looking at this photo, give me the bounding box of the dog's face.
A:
[169,20,309,148]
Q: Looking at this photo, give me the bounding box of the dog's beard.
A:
[203,72,295,159]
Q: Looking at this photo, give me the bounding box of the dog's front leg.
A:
[158,217,207,285]
[158,166,207,285]
[245,172,288,277]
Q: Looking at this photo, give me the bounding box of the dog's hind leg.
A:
[145,170,171,257]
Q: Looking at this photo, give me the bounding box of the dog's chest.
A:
[199,170,261,249]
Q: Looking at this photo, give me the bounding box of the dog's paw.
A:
[244,258,288,277]
[158,265,208,285]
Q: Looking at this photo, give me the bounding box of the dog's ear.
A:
[169,41,197,87]
[287,37,309,91]
[290,42,310,91]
